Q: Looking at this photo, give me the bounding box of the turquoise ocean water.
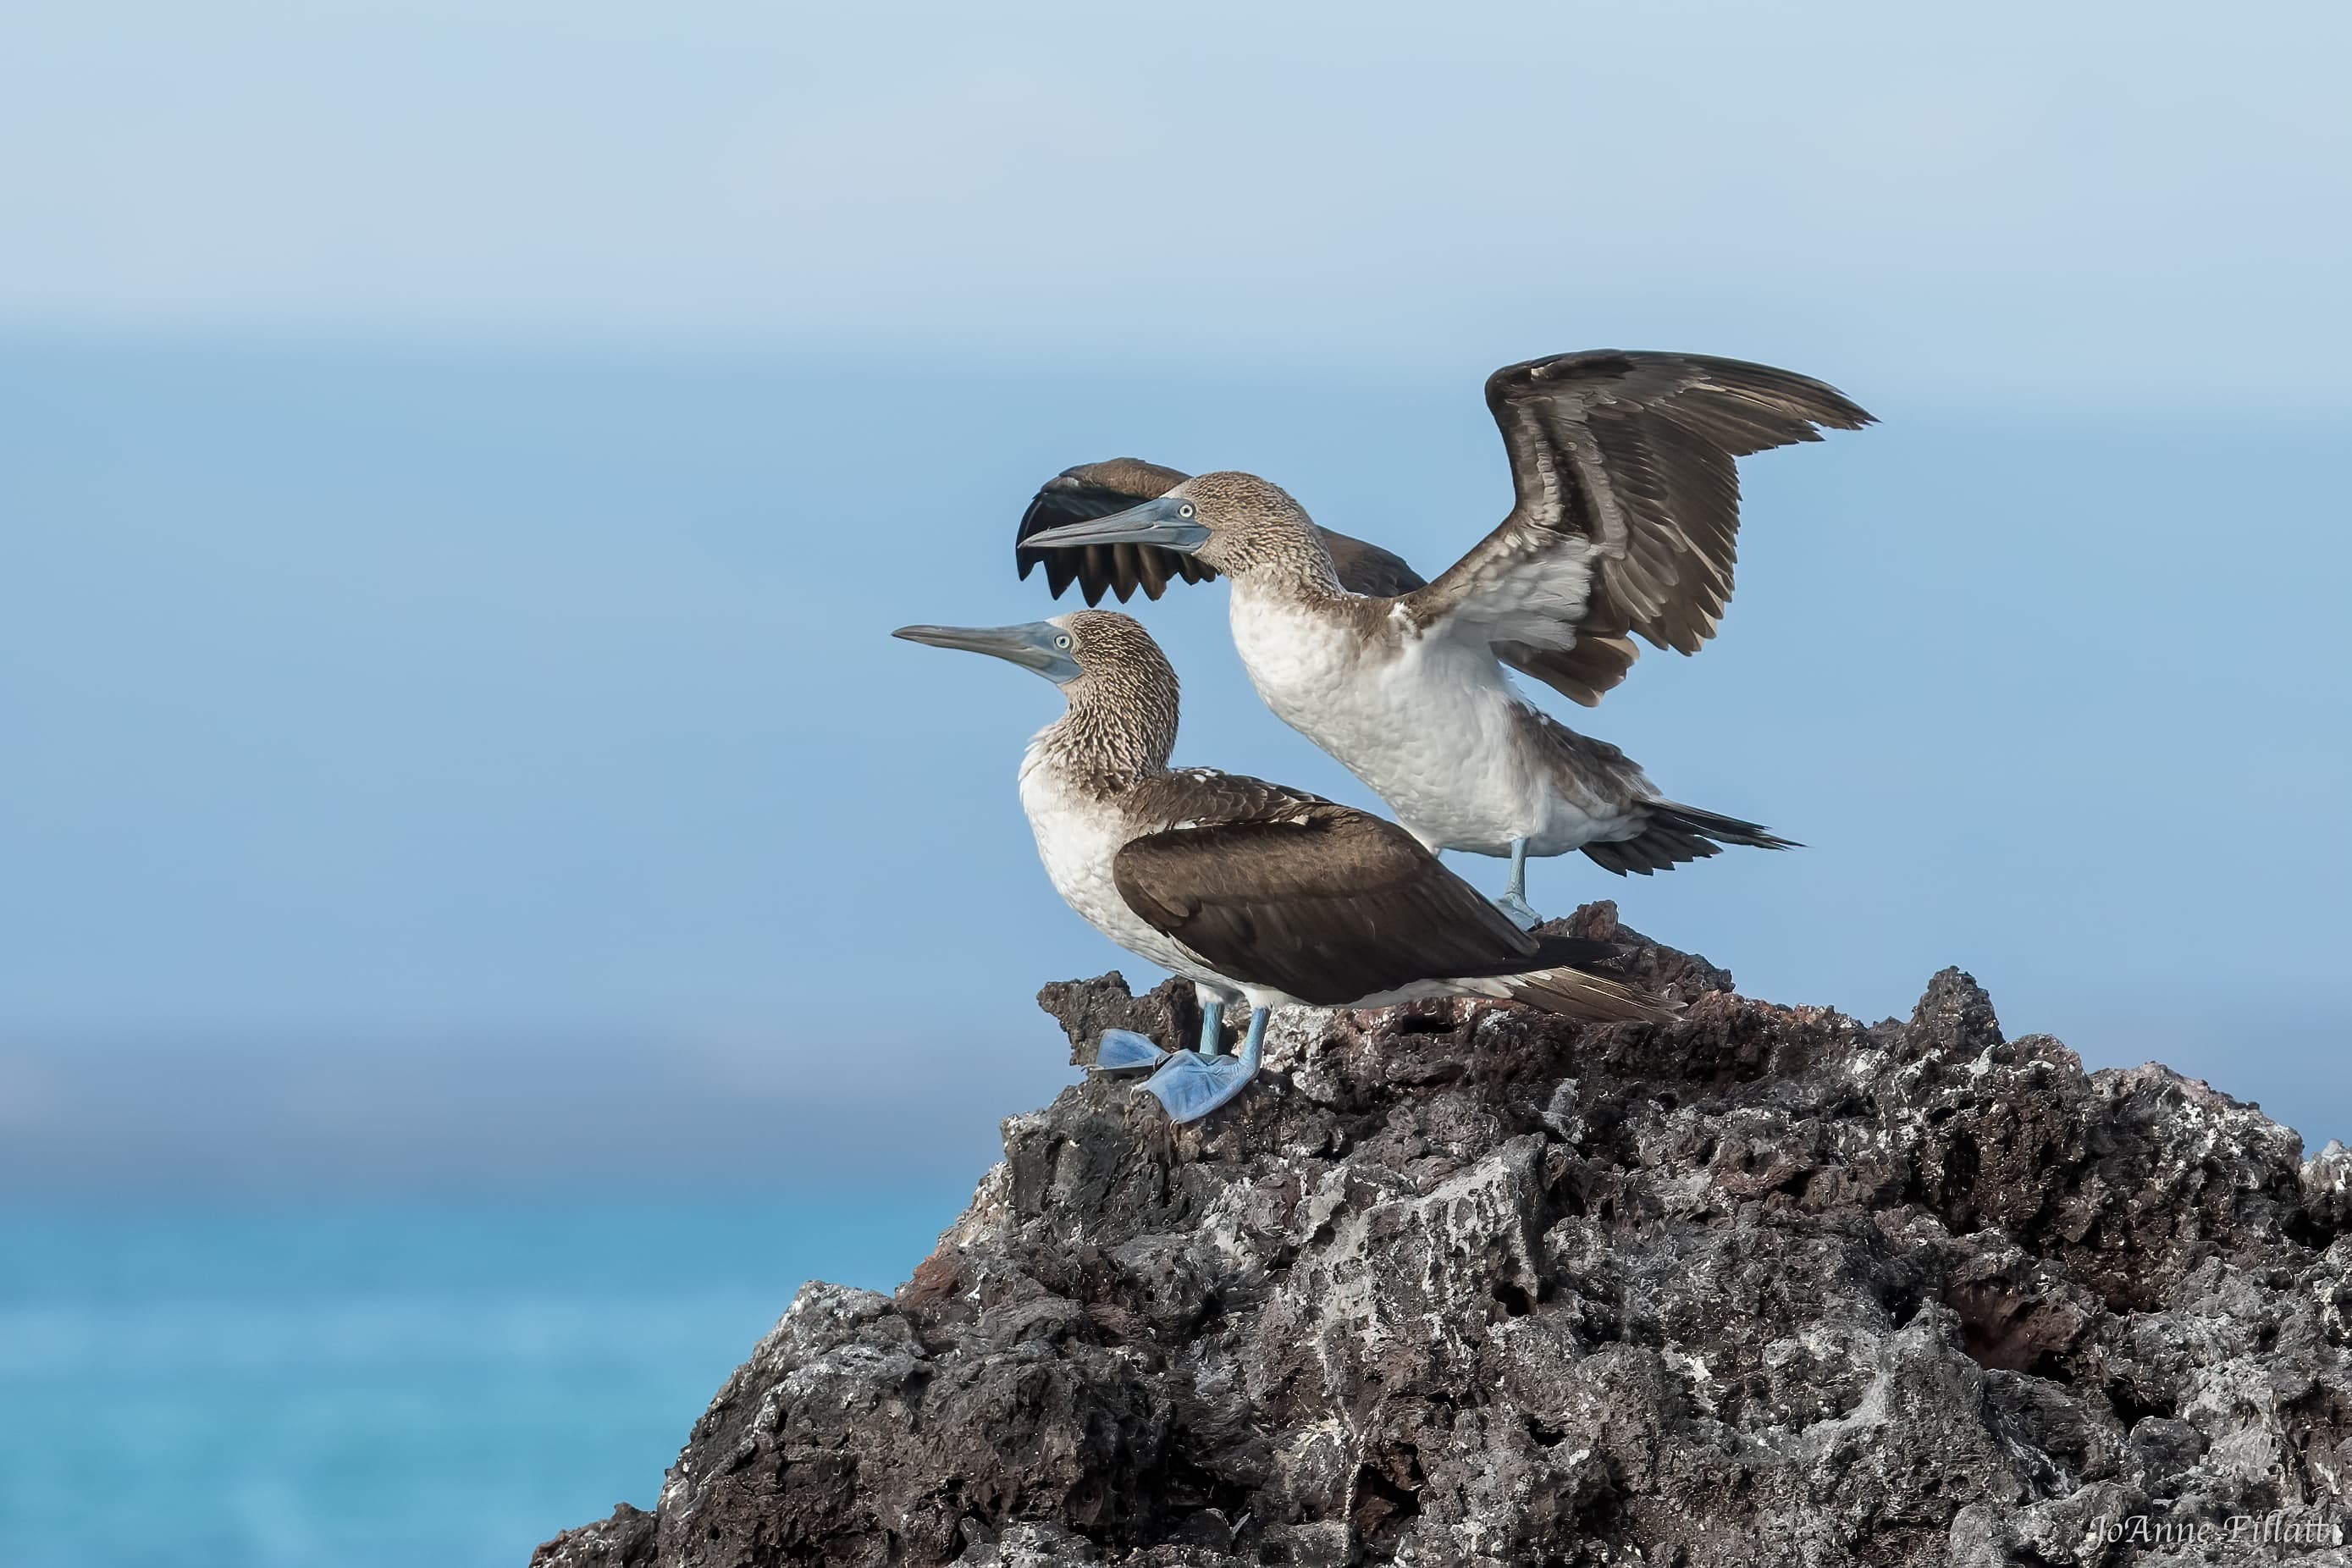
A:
[0,1189,973,1568]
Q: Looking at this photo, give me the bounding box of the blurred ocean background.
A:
[5,3,2349,1565]
[1,1188,971,1568]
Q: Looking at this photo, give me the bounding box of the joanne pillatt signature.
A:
[2089,1509,2343,1549]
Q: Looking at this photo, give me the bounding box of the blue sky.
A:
[3,2,2348,1185]
[6,2,2348,391]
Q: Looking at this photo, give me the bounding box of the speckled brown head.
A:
[892,609,1179,786]
[1164,472,1333,582]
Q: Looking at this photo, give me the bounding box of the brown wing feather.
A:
[1494,636,1640,709]
[1405,351,1873,698]
[1112,788,1539,1008]
[1321,530,1427,597]
[1016,459,1201,605]
[1017,462,1426,602]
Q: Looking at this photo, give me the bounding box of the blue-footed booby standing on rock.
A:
[892,610,1667,1123]
[1016,350,1872,925]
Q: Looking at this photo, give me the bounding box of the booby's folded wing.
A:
[1405,351,1874,705]
[1017,460,1428,605]
[1111,781,1541,1008]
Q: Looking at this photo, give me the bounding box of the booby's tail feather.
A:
[1438,935,1671,1021]
[1581,801,1800,877]
[1502,963,1676,1024]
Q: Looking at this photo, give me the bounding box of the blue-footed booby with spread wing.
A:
[892,610,1666,1124]
[1016,350,1872,925]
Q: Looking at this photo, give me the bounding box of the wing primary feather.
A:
[1013,460,1203,605]
[1405,350,1869,698]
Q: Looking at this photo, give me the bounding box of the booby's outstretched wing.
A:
[1016,459,1210,604]
[1017,461,1427,605]
[1405,351,1874,706]
[1112,774,1606,1008]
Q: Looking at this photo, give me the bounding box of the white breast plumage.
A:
[1018,741,1220,983]
[1226,582,1614,858]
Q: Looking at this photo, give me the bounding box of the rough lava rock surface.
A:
[535,905,2352,1566]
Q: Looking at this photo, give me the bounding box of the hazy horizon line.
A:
[8,324,2349,425]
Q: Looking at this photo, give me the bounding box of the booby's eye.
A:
[1178,503,1195,518]
[1054,634,1072,649]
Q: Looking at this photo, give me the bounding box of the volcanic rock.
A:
[535,905,2352,1566]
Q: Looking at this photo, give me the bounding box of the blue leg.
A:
[1195,992,1227,1057]
[1137,1006,1267,1124]
[1494,836,1541,931]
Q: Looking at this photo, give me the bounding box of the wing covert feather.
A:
[1110,782,1536,1007]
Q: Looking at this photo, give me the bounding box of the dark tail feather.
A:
[1503,963,1676,1024]
[1451,936,1673,1023]
[1581,800,1801,878]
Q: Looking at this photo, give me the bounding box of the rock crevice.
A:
[536,906,2352,1567]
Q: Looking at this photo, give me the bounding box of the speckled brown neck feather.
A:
[1038,611,1179,792]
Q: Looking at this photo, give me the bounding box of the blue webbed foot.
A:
[1135,1050,1259,1123]
[1134,1005,1269,1124]
[1493,891,1543,931]
[1091,1030,1168,1072]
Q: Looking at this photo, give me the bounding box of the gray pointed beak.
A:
[892,621,1083,685]
[1022,494,1210,554]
